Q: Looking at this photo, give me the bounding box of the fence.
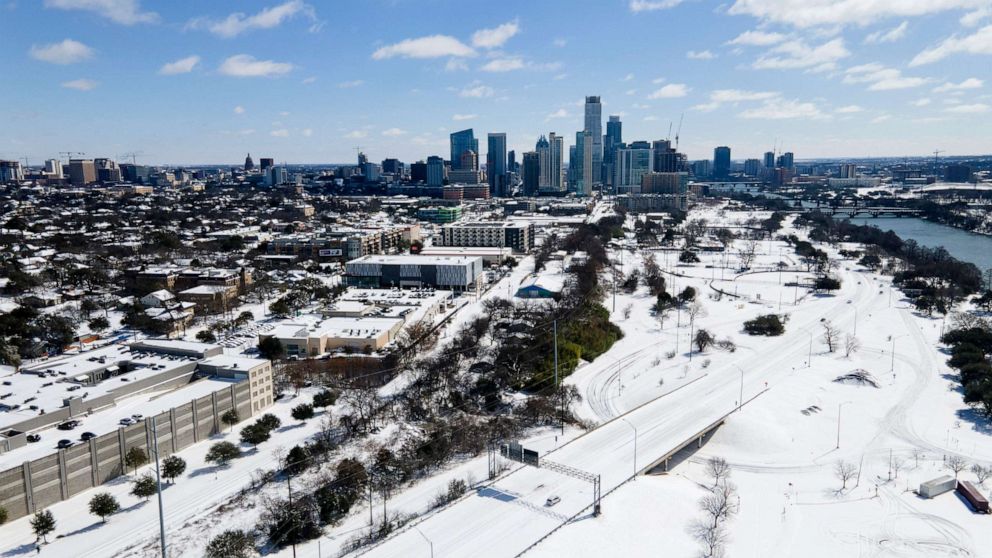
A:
[0,379,253,521]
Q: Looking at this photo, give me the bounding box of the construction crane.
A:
[118,151,145,165]
[674,112,684,151]
[933,149,944,178]
[59,151,85,162]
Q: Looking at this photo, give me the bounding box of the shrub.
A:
[0,506,7,525]
[196,330,217,343]
[284,445,310,476]
[162,455,186,484]
[221,409,239,431]
[205,529,256,558]
[31,510,56,542]
[240,423,271,447]
[313,390,338,408]
[130,474,157,501]
[89,493,120,522]
[257,413,281,431]
[680,250,701,263]
[743,314,785,336]
[291,404,314,422]
[206,441,242,467]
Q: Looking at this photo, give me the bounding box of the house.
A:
[140,289,176,308]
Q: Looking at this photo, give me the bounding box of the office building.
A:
[536,135,551,188]
[426,155,445,186]
[121,163,151,184]
[615,143,653,194]
[945,164,973,183]
[382,158,403,175]
[487,133,507,196]
[652,140,687,173]
[567,144,578,190]
[777,152,794,170]
[448,169,483,184]
[260,158,274,171]
[522,151,540,196]
[839,163,857,179]
[410,160,427,183]
[44,159,63,177]
[0,161,23,183]
[604,115,622,188]
[641,172,689,195]
[692,160,712,178]
[346,254,483,290]
[68,159,97,186]
[764,151,775,168]
[94,158,121,182]
[548,133,564,193]
[507,150,516,174]
[744,158,761,177]
[450,129,479,170]
[459,150,478,172]
[713,146,731,179]
[357,151,368,167]
[584,96,603,189]
[577,131,594,196]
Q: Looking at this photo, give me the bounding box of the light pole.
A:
[734,365,744,411]
[836,401,852,449]
[806,330,813,368]
[412,526,434,558]
[621,418,638,476]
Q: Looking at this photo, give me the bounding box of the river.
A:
[838,216,992,272]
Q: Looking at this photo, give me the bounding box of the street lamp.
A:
[621,418,638,476]
[734,365,744,411]
[412,526,434,558]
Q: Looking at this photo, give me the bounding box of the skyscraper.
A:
[450,129,478,170]
[44,159,63,177]
[604,115,622,191]
[68,159,96,186]
[744,159,761,177]
[763,151,775,168]
[549,133,564,193]
[459,150,478,172]
[426,155,445,186]
[615,142,653,194]
[260,158,274,171]
[713,146,731,179]
[580,131,594,197]
[244,153,254,171]
[584,96,603,189]
[777,152,794,170]
[522,151,540,196]
[507,150,516,174]
[487,133,507,196]
[535,135,550,188]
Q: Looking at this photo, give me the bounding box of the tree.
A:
[835,460,857,489]
[313,390,338,408]
[257,336,285,361]
[89,316,110,332]
[221,408,239,431]
[844,334,861,358]
[31,510,56,542]
[124,446,148,474]
[689,521,727,558]
[679,250,701,264]
[694,329,715,353]
[130,474,157,501]
[738,239,758,269]
[0,506,7,525]
[196,329,217,343]
[206,441,242,467]
[705,457,731,487]
[240,423,271,448]
[946,455,968,479]
[971,463,991,485]
[700,482,739,529]
[88,493,120,522]
[268,298,292,317]
[292,403,314,422]
[743,315,784,336]
[285,445,310,476]
[814,276,842,293]
[205,530,256,558]
[821,321,839,353]
[678,286,697,305]
[858,253,882,271]
[162,455,186,484]
[257,413,281,432]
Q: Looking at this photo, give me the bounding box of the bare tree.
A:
[971,463,991,485]
[623,304,633,320]
[821,321,839,353]
[699,482,739,529]
[946,455,968,479]
[705,457,731,487]
[689,521,727,558]
[835,460,857,489]
[687,301,707,325]
[738,239,758,270]
[343,385,380,433]
[844,334,861,357]
[891,457,905,479]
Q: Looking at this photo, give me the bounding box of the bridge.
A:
[781,206,922,218]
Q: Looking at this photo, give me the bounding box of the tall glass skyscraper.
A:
[584,96,602,189]
[450,129,478,170]
[604,115,622,191]
[713,146,731,179]
[487,132,507,196]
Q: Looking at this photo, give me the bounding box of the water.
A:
[839,216,992,272]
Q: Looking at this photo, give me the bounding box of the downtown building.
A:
[439,221,535,253]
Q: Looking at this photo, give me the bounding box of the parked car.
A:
[26,434,41,443]
[80,432,97,441]
[56,439,73,449]
[119,417,135,426]
[545,495,561,507]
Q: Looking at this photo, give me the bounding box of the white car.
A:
[119,417,135,426]
[545,495,561,507]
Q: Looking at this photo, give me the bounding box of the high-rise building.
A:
[459,150,478,172]
[535,135,551,188]
[945,164,973,183]
[744,159,761,177]
[522,151,540,196]
[357,151,368,167]
[121,163,151,183]
[411,160,427,183]
[615,142,653,194]
[580,131,594,197]
[507,150,516,174]
[94,158,121,182]
[652,140,687,173]
[487,133,507,196]
[763,151,775,168]
[44,159,63,177]
[68,159,96,186]
[692,160,712,178]
[584,96,603,188]
[604,115,622,188]
[244,153,254,171]
[426,156,445,186]
[713,146,731,179]
[260,158,274,171]
[777,152,794,170]
[548,133,564,193]
[839,163,857,179]
[567,143,578,190]
[0,161,23,183]
[642,172,689,195]
[450,129,478,171]
[363,162,381,181]
[382,158,403,175]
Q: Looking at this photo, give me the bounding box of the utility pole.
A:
[287,476,297,558]
[554,319,562,435]
[150,416,167,558]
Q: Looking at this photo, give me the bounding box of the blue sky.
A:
[2,0,992,165]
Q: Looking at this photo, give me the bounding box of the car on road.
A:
[26,434,41,443]
[56,439,73,449]
[56,420,80,431]
[80,432,97,441]
[119,417,135,426]
[546,495,561,507]
[131,414,144,421]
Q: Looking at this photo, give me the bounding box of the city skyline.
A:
[3,0,992,164]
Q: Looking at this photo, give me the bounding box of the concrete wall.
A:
[0,380,254,522]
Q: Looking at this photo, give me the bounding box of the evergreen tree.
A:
[31,510,56,542]
[124,446,148,474]
[88,493,120,522]
[131,474,157,501]
[162,455,187,484]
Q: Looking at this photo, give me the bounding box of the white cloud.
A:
[911,97,932,106]
[623,73,635,81]
[545,108,570,120]
[739,98,828,120]
[190,0,319,38]
[652,77,666,84]
[270,129,289,137]
[301,128,313,137]
[843,63,930,90]
[459,83,494,98]
[345,130,368,139]
[643,115,658,121]
[452,114,478,121]
[372,35,475,60]
[381,128,407,137]
[726,30,786,46]
[864,21,908,44]
[302,76,316,84]
[338,79,364,88]
[911,24,992,66]
[870,114,892,124]
[61,78,97,91]
[687,50,716,59]
[218,54,293,77]
[480,57,525,72]
[158,55,200,75]
[29,39,93,64]
[44,0,158,25]
[471,20,520,49]
[753,38,849,70]
[711,89,779,103]
[961,6,992,27]
[933,78,983,92]
[835,105,864,113]
[648,83,690,99]
[629,0,684,12]
[445,58,469,71]
[944,103,990,113]
[233,105,245,114]
[728,0,985,28]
